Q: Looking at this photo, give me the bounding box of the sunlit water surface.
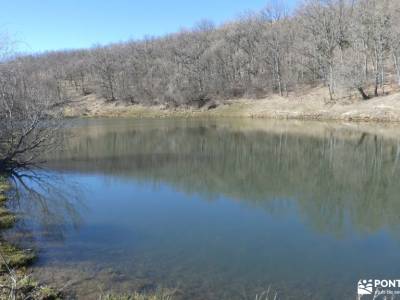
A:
[8,118,400,299]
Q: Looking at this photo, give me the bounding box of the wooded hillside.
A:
[2,0,400,109]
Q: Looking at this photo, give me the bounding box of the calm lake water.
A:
[9,118,400,299]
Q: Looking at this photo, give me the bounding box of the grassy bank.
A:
[0,175,61,299]
[63,87,400,123]
[0,176,36,269]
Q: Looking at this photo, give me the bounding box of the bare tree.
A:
[0,54,62,173]
[298,0,351,100]
[261,2,292,96]
[388,1,400,86]
[3,0,400,108]
[91,46,120,101]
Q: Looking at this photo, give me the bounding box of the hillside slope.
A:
[63,87,400,123]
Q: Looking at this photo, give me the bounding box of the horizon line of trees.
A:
[2,0,400,112]
[3,0,400,109]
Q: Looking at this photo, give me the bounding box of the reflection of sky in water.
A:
[12,119,400,299]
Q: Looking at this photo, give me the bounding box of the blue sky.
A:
[1,0,298,53]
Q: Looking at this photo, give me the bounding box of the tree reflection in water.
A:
[8,118,400,300]
[6,169,83,243]
[44,119,400,238]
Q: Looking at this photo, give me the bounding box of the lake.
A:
[9,118,400,299]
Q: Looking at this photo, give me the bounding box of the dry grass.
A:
[100,288,278,300]
[62,86,400,123]
[254,286,278,300]
[100,290,174,300]
[0,270,61,300]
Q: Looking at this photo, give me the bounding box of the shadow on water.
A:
[5,169,84,247]
[12,118,400,299]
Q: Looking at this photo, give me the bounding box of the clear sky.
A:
[1,0,298,53]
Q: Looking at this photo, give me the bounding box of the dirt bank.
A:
[63,87,400,123]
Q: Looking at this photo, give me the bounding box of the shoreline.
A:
[63,87,400,124]
[0,175,174,300]
[5,86,400,298]
[0,175,61,299]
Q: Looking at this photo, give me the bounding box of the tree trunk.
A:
[374,48,379,97]
[393,53,400,86]
[374,74,379,97]
[328,84,334,101]
[275,55,283,97]
[328,64,335,101]
[357,87,370,100]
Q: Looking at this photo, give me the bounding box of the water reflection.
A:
[6,170,83,243]
[48,119,400,237]
[17,118,400,299]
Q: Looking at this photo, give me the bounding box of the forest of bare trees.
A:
[2,0,400,112]
[0,33,62,173]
